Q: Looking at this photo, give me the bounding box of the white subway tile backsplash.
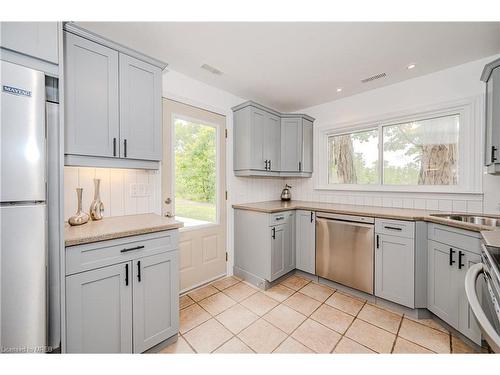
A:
[402,198,414,209]
[413,199,426,210]
[372,197,383,207]
[382,197,393,207]
[467,200,483,214]
[425,199,439,211]
[392,198,403,208]
[437,200,453,212]
[355,196,364,206]
[452,200,467,213]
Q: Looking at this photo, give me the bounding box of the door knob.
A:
[164,198,172,204]
[165,211,174,218]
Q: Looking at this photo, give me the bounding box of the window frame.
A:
[317,98,482,194]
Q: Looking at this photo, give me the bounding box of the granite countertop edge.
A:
[232,200,500,246]
[64,213,184,247]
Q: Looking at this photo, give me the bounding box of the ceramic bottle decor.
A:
[89,178,104,220]
[68,188,90,226]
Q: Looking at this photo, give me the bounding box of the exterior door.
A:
[162,99,227,292]
[65,262,133,353]
[133,252,179,353]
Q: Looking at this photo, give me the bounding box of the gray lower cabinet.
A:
[64,32,120,158]
[295,210,315,274]
[270,212,295,281]
[233,209,295,287]
[65,231,179,353]
[65,262,133,353]
[0,22,59,64]
[427,224,482,344]
[119,53,162,161]
[133,251,179,353]
[375,233,415,308]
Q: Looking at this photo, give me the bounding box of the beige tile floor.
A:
[161,274,487,354]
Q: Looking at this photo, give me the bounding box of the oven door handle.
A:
[465,262,500,353]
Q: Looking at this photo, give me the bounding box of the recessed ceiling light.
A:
[336,88,343,93]
[407,63,416,70]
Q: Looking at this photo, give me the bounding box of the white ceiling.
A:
[77,22,500,112]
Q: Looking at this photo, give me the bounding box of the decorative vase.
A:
[89,178,104,221]
[68,188,90,226]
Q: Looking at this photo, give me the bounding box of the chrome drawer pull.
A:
[120,245,145,253]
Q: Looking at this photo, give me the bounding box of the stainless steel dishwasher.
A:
[316,212,374,294]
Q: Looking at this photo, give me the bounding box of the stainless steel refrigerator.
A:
[1,60,47,352]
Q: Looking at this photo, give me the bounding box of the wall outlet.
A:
[130,183,150,198]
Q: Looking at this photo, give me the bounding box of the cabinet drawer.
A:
[375,218,415,239]
[269,211,293,226]
[65,230,178,275]
[427,224,481,255]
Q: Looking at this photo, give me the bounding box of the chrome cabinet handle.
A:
[113,138,117,157]
[137,261,141,282]
[272,227,276,239]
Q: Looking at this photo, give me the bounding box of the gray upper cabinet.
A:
[63,26,166,169]
[133,251,179,353]
[65,262,133,353]
[482,59,500,174]
[375,232,415,308]
[0,22,59,64]
[119,54,162,161]
[65,32,120,158]
[296,210,315,274]
[280,116,314,174]
[232,101,314,177]
[281,117,302,172]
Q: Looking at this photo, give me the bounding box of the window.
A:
[383,115,459,186]
[322,107,477,192]
[328,129,379,184]
[174,117,217,226]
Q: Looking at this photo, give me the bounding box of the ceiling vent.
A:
[201,63,223,75]
[361,72,387,83]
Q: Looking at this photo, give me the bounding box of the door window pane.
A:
[383,115,459,185]
[328,129,379,184]
[174,118,217,227]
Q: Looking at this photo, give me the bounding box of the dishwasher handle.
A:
[316,216,375,229]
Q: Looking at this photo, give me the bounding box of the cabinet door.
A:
[65,262,132,353]
[119,53,162,161]
[456,250,482,344]
[486,67,500,166]
[283,213,296,273]
[427,240,459,328]
[281,117,302,172]
[302,119,313,173]
[133,251,179,353]
[265,113,281,171]
[250,108,267,170]
[296,210,315,274]
[1,22,59,63]
[269,225,285,281]
[64,32,119,157]
[375,234,414,308]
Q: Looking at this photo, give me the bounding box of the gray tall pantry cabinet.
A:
[63,26,164,168]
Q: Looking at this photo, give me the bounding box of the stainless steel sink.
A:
[430,214,500,227]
